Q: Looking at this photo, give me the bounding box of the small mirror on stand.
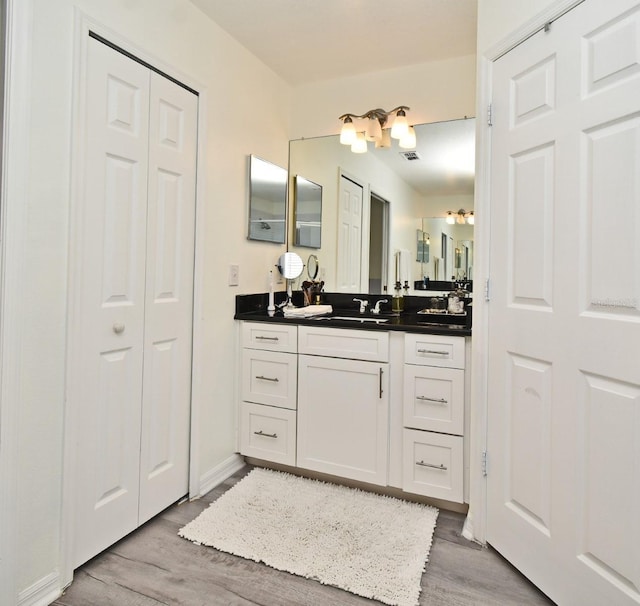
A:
[277,252,304,309]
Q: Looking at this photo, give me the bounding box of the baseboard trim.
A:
[18,572,61,606]
[197,453,245,497]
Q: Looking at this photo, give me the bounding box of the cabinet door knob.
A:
[113,323,125,334]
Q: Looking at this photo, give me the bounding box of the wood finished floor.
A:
[53,465,554,606]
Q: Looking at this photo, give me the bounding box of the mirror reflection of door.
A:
[368,193,389,294]
[337,174,364,292]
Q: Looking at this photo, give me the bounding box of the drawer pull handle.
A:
[416,396,448,404]
[256,335,279,341]
[256,375,279,383]
[417,349,449,356]
[254,430,278,439]
[416,460,448,471]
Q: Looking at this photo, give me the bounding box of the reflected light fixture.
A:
[447,209,474,225]
[339,106,415,153]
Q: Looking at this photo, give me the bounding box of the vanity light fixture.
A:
[447,209,474,225]
[339,106,416,153]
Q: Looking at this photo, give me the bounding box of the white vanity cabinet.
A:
[297,326,389,485]
[402,333,465,503]
[239,323,298,466]
[238,320,470,506]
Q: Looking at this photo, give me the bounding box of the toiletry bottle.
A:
[392,281,404,313]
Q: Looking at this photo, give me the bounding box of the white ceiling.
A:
[189,0,478,86]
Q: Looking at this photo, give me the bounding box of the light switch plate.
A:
[228,264,239,286]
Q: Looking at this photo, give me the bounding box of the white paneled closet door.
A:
[73,37,197,568]
[486,1,640,604]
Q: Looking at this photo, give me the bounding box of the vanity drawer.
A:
[404,333,465,369]
[240,402,296,466]
[403,429,463,503]
[242,350,297,409]
[403,366,464,435]
[298,325,389,362]
[242,322,298,353]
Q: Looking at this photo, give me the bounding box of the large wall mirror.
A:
[248,155,287,243]
[288,118,475,294]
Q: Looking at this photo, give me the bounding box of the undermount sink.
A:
[314,316,389,324]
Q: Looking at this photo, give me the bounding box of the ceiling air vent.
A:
[399,151,421,161]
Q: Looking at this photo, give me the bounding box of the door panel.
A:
[74,38,149,568]
[138,72,197,525]
[74,38,196,566]
[337,176,363,292]
[487,1,640,604]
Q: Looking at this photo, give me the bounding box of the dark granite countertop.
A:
[235,292,472,337]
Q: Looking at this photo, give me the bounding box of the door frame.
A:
[60,11,209,587]
[0,1,34,603]
[368,192,390,294]
[469,0,586,545]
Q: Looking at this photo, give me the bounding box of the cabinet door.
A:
[403,365,464,435]
[297,354,388,485]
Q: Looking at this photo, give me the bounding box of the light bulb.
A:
[365,117,382,142]
[340,117,356,145]
[390,109,409,140]
[351,132,367,153]
[399,126,416,149]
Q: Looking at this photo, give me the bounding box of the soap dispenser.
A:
[392,281,404,313]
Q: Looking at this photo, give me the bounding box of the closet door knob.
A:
[113,323,125,334]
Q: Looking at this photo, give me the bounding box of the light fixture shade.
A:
[340,118,356,145]
[365,117,382,142]
[375,128,392,149]
[390,110,409,140]
[456,213,465,224]
[467,212,475,225]
[399,126,416,149]
[351,132,367,153]
[446,212,455,225]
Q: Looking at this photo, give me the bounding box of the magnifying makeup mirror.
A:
[307,254,319,280]
[277,252,304,308]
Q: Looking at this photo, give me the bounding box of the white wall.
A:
[477,0,560,53]
[290,54,477,140]
[5,0,291,597]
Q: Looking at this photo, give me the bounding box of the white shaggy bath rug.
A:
[179,467,439,606]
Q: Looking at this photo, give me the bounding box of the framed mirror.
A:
[293,175,322,248]
[247,155,287,243]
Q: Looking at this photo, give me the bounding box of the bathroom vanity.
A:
[235,294,471,507]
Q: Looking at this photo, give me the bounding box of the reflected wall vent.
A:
[399,151,421,161]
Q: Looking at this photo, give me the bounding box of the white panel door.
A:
[487,1,640,605]
[138,72,197,524]
[74,38,197,566]
[337,175,363,292]
[74,38,150,568]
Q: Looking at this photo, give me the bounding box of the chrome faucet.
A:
[353,298,369,314]
[372,299,388,315]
